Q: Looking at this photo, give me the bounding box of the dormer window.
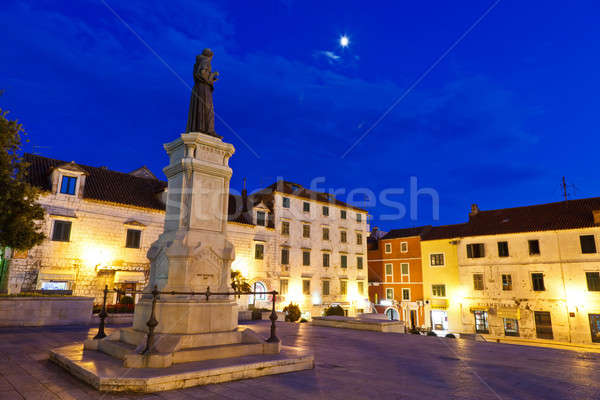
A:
[60,176,77,195]
[256,211,266,226]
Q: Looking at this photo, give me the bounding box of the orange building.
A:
[368,227,429,329]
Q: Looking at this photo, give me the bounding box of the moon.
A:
[340,35,349,47]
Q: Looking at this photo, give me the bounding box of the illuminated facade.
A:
[6,154,369,316]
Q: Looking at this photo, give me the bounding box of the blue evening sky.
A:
[2,1,599,230]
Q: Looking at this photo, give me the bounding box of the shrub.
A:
[324,305,345,317]
[445,333,456,339]
[300,318,308,323]
[119,295,134,305]
[427,331,437,337]
[283,303,301,322]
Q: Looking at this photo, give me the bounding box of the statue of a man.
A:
[186,49,220,137]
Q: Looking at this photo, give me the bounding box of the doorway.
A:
[431,310,448,331]
[589,314,600,343]
[385,308,399,320]
[410,310,417,329]
[534,311,553,339]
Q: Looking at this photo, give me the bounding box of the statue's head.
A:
[201,48,213,58]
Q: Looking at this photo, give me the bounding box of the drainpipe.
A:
[555,230,571,343]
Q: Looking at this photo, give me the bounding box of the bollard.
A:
[142,285,160,354]
[93,285,109,340]
[266,290,280,343]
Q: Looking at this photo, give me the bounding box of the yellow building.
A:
[420,224,465,334]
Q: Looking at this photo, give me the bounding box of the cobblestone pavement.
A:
[1,321,600,399]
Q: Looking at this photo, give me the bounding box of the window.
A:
[256,211,266,226]
[303,202,310,212]
[581,235,597,254]
[282,197,290,208]
[498,241,509,257]
[281,248,289,265]
[357,256,363,269]
[341,210,347,219]
[41,281,68,291]
[279,279,288,295]
[400,242,408,253]
[473,274,484,290]
[125,229,141,249]
[358,281,364,295]
[302,251,310,266]
[322,280,330,296]
[531,273,545,291]
[401,263,409,278]
[303,279,311,295]
[402,288,410,301]
[384,243,392,253]
[474,311,489,333]
[586,272,600,291]
[51,220,71,242]
[255,244,264,260]
[340,231,347,243]
[60,176,77,195]
[504,318,519,337]
[356,213,362,222]
[430,253,445,266]
[386,288,393,300]
[529,240,540,255]
[466,243,485,258]
[385,263,393,277]
[322,227,330,240]
[322,253,330,267]
[341,255,347,268]
[303,224,310,238]
[340,280,347,295]
[432,284,446,297]
[534,311,553,339]
[356,233,362,245]
[281,221,290,235]
[322,206,329,216]
[502,274,512,291]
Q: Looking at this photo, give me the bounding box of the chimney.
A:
[593,210,600,225]
[469,203,480,218]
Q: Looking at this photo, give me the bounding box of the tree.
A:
[230,270,251,293]
[0,106,45,253]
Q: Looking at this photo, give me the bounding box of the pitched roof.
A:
[462,198,600,237]
[421,223,468,241]
[259,180,367,212]
[24,153,167,210]
[382,226,431,240]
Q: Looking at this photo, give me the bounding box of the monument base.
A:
[50,343,314,393]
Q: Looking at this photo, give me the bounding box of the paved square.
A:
[1,321,599,399]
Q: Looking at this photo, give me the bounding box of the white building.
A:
[4,154,369,316]
[457,201,600,344]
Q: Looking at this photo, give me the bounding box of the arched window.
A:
[385,307,399,321]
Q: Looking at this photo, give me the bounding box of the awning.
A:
[497,307,520,320]
[430,299,448,310]
[114,271,145,283]
[38,268,75,281]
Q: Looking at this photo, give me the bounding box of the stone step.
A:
[98,339,137,360]
[172,342,266,364]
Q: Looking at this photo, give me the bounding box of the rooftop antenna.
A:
[562,176,568,202]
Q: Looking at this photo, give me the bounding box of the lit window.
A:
[502,274,512,290]
[303,251,311,266]
[52,220,71,242]
[340,280,347,295]
[432,284,446,297]
[60,176,77,195]
[386,288,393,300]
[402,288,410,301]
[474,311,489,333]
[125,229,141,249]
[473,274,484,290]
[430,253,444,266]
